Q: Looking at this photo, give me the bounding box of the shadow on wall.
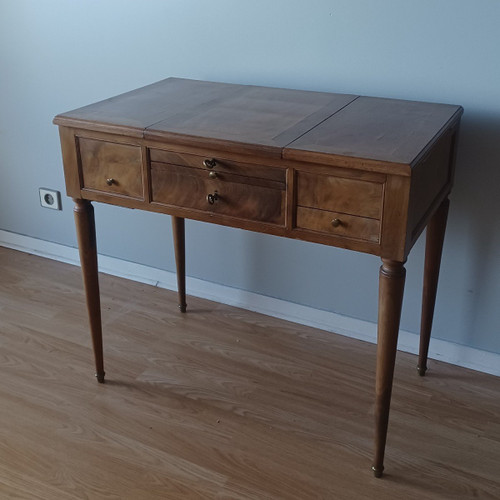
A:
[442,110,500,351]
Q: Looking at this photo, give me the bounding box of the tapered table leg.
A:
[373,259,406,477]
[172,216,187,313]
[417,197,450,376]
[73,199,105,383]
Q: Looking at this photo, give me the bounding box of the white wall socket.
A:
[39,188,62,210]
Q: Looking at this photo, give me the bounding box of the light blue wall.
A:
[1,0,499,354]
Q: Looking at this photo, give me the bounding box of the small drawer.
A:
[151,163,285,225]
[78,137,143,198]
[149,149,286,184]
[296,206,380,242]
[296,171,383,219]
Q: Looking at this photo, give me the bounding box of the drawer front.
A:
[151,163,285,224]
[296,207,380,242]
[296,171,383,219]
[149,149,286,184]
[79,138,143,198]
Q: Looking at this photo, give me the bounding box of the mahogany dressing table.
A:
[54,78,463,477]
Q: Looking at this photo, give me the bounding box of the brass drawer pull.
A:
[206,192,219,205]
[209,171,218,179]
[331,218,342,228]
[203,158,217,169]
[106,178,115,186]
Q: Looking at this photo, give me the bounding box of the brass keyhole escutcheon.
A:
[209,171,218,179]
[203,158,217,169]
[331,218,341,228]
[106,178,115,186]
[207,192,219,205]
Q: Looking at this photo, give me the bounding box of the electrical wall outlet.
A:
[39,188,62,210]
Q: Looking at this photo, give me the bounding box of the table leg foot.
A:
[372,465,384,478]
[95,371,106,383]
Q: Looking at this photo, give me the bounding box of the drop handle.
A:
[206,192,219,205]
[209,171,218,179]
[331,218,342,228]
[106,178,115,186]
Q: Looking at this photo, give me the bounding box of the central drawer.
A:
[149,150,286,225]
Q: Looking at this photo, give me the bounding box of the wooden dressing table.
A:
[54,78,463,477]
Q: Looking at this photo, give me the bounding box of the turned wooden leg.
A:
[172,216,187,313]
[73,199,105,383]
[417,198,450,376]
[373,259,406,478]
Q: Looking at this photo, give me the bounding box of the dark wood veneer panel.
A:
[145,81,357,151]
[286,96,462,168]
[79,137,143,199]
[407,131,454,240]
[296,171,383,219]
[149,148,286,184]
[151,163,285,225]
[296,207,380,242]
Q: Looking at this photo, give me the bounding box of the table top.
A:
[54,78,463,174]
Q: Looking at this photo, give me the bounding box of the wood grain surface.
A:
[0,246,499,499]
[296,170,383,219]
[295,206,380,242]
[79,137,144,199]
[54,78,357,156]
[54,77,462,170]
[285,96,462,168]
[151,163,286,225]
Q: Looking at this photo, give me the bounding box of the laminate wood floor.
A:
[0,246,499,499]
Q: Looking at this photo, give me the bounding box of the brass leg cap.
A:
[372,466,384,478]
[417,365,427,377]
[95,371,105,383]
[179,304,187,313]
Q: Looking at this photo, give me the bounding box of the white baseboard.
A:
[1,229,499,377]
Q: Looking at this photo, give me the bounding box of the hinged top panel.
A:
[284,96,463,173]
